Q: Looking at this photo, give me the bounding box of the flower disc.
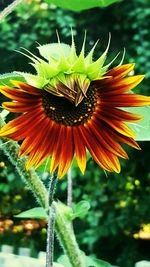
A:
[42,87,97,126]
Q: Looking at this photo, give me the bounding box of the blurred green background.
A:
[0,0,150,266]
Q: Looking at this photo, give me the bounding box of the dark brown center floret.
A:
[42,87,98,126]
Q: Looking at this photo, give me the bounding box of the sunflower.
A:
[0,37,150,178]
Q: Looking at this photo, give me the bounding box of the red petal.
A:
[95,113,136,138]
[50,125,66,174]
[2,101,41,113]
[92,64,135,88]
[0,108,43,137]
[88,119,128,159]
[57,126,74,178]
[10,80,41,95]
[101,125,141,150]
[25,118,52,170]
[98,75,144,95]
[101,94,150,107]
[99,107,143,122]
[28,121,55,169]
[0,86,41,102]
[78,126,120,173]
[18,115,49,153]
[106,63,135,79]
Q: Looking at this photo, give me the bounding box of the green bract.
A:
[16,34,116,90]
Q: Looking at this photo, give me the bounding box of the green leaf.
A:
[125,106,150,141]
[53,263,64,267]
[58,253,112,267]
[57,255,72,267]
[0,72,25,86]
[15,207,48,219]
[46,0,120,11]
[86,256,112,267]
[70,200,90,220]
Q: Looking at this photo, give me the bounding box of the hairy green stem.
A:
[67,168,73,208]
[46,172,58,267]
[54,201,85,267]
[0,116,85,267]
[0,0,24,22]
[46,205,56,267]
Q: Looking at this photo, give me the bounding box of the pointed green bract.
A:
[17,35,116,91]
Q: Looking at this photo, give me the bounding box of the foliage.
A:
[126,106,150,141]
[45,0,119,11]
[15,200,90,221]
[0,1,150,267]
[0,154,47,255]
[15,207,48,220]
[110,0,150,93]
[58,253,112,266]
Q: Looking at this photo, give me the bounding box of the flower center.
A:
[42,87,98,126]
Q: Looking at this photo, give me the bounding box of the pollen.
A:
[42,86,98,126]
[50,106,55,110]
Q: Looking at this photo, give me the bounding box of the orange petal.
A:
[104,149,121,173]
[106,63,135,79]
[89,126,121,173]
[115,134,141,150]
[58,126,74,178]
[93,64,136,88]
[78,126,113,172]
[0,108,43,137]
[101,94,150,107]
[50,125,66,174]
[98,121,129,158]
[2,101,41,113]
[95,113,136,138]
[99,107,143,122]
[88,119,128,159]
[29,121,55,169]
[13,114,45,141]
[103,126,141,150]
[33,122,58,169]
[0,86,40,102]
[25,118,51,170]
[99,75,144,95]
[18,115,49,155]
[10,80,41,95]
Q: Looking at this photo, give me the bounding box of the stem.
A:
[48,171,58,207]
[67,168,72,208]
[0,0,24,22]
[54,202,85,267]
[46,205,56,267]
[0,116,85,267]
[46,172,58,267]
